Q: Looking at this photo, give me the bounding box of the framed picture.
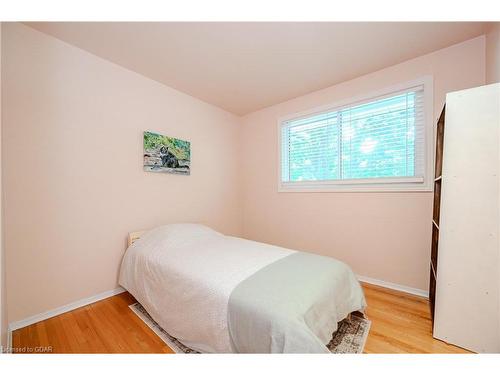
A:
[143,131,190,175]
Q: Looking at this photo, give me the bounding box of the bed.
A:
[119,223,366,353]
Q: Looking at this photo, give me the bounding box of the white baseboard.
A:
[357,275,429,298]
[8,287,125,334]
[6,329,11,354]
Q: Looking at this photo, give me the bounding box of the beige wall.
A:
[2,23,243,323]
[240,36,486,291]
[0,22,6,348]
[486,23,500,84]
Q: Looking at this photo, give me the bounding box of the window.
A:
[279,78,433,192]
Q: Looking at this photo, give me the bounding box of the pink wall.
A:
[0,22,6,347]
[486,23,500,84]
[2,23,243,323]
[240,36,486,291]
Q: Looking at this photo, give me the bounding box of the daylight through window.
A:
[280,84,428,191]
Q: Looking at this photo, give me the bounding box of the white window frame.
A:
[277,76,434,193]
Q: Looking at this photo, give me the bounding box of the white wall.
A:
[2,23,243,323]
[240,36,486,292]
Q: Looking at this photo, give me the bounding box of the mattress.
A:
[119,223,366,353]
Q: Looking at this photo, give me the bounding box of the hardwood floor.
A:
[11,283,469,354]
[12,293,173,354]
[362,283,468,353]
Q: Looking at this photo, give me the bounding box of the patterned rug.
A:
[129,302,371,354]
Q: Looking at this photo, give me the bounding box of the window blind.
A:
[281,86,425,184]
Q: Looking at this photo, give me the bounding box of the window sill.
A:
[278,177,432,193]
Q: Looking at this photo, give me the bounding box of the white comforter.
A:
[119,224,293,353]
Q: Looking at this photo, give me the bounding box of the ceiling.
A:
[26,22,488,115]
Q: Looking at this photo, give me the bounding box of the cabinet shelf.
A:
[430,105,445,326]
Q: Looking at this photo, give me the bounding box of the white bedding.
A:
[119,224,293,353]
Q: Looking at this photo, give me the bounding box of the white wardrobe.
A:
[433,83,500,353]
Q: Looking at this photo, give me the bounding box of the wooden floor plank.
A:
[362,283,470,354]
[11,283,470,354]
[71,305,109,353]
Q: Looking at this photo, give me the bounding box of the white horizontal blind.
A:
[281,86,425,184]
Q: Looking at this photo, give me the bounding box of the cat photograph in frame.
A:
[143,131,191,175]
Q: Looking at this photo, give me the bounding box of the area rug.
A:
[129,302,371,354]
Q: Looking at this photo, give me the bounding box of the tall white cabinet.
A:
[433,83,500,353]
